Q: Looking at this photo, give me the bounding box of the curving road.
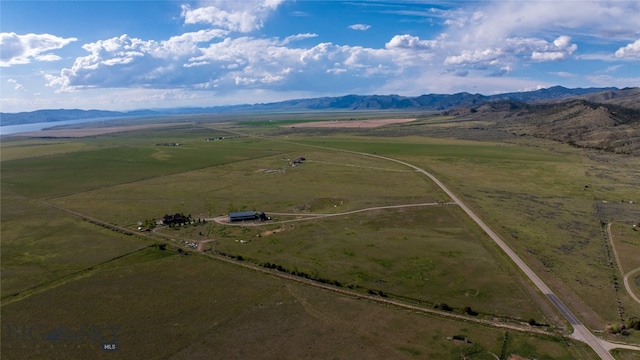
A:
[219,129,640,358]
[354,152,640,360]
[624,268,640,304]
[356,152,623,360]
[607,223,640,305]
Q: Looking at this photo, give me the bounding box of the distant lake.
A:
[0,117,121,135]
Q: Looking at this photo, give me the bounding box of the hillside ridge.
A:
[1,86,628,126]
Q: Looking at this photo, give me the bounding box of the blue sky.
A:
[1,0,639,113]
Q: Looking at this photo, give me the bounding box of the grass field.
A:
[1,248,596,360]
[610,222,640,302]
[610,222,640,274]
[259,132,640,330]
[2,115,639,358]
[0,192,147,298]
[26,131,543,322]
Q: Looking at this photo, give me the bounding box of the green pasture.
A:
[37,137,544,321]
[583,153,640,205]
[0,192,148,299]
[287,134,576,164]
[47,147,442,226]
[610,221,640,305]
[1,128,296,199]
[2,118,638,358]
[611,222,640,276]
[230,110,427,128]
[612,349,640,360]
[0,139,94,162]
[208,205,543,321]
[1,247,595,360]
[249,133,640,327]
[409,146,640,328]
[237,118,327,127]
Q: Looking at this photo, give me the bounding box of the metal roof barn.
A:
[229,211,258,222]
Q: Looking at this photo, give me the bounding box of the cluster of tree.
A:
[161,213,206,227]
[608,319,640,335]
[464,306,479,316]
[260,262,342,287]
[432,303,481,317]
[163,213,192,226]
[367,289,387,298]
[433,303,453,311]
[217,251,244,261]
[140,219,157,230]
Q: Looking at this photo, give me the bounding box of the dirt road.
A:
[210,202,457,226]
[607,222,640,305]
[218,129,640,359]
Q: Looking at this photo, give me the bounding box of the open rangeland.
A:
[286,118,417,128]
[2,247,596,360]
[609,222,640,304]
[9,122,191,138]
[2,114,639,359]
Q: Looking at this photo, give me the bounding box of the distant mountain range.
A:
[0,86,630,126]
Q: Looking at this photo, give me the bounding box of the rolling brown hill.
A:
[575,87,640,110]
[444,89,640,155]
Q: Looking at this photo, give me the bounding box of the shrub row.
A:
[261,262,343,287]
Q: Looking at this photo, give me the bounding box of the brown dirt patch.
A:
[286,118,416,128]
[260,226,292,237]
[12,123,188,138]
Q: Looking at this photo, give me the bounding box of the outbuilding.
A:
[229,211,258,222]
[229,211,271,222]
[228,211,270,222]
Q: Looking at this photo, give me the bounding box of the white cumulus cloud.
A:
[615,39,640,59]
[46,31,228,91]
[444,48,503,67]
[530,36,577,61]
[0,32,77,67]
[181,0,283,32]
[385,34,438,50]
[38,0,639,105]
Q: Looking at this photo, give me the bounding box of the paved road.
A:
[219,129,640,358]
[354,152,633,359]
